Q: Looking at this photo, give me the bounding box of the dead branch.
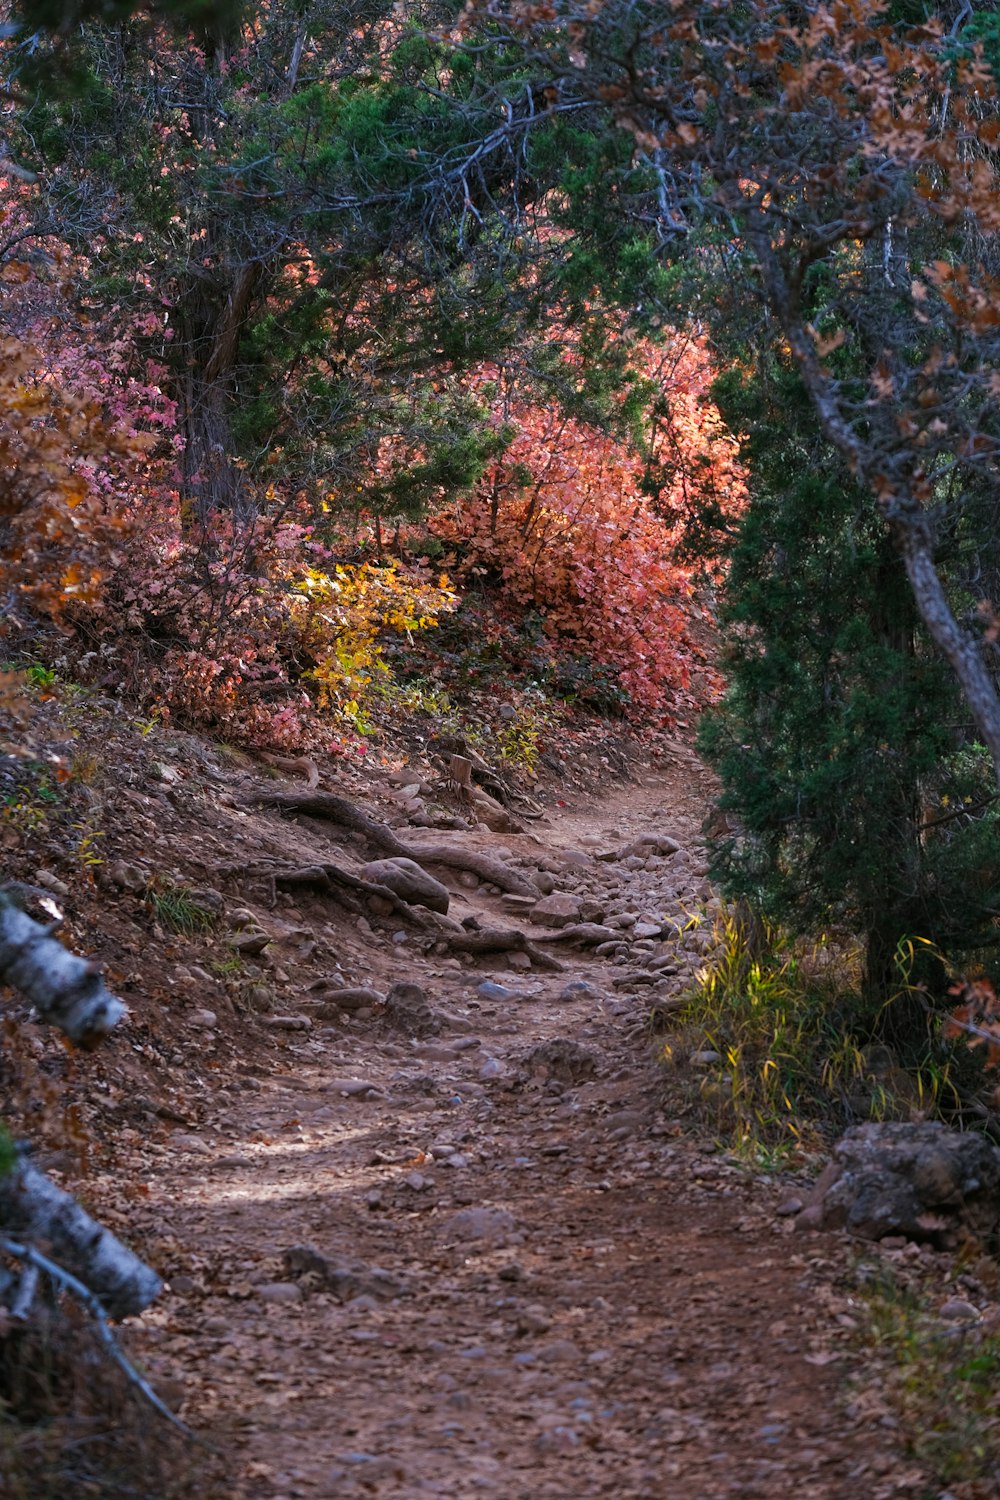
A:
[245,788,538,896]
[0,1236,203,1444]
[529,922,620,946]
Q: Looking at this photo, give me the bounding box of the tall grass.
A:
[661,907,962,1164]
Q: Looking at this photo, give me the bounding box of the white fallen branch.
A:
[0,1149,162,1318]
[0,887,161,1320]
[0,888,126,1046]
[0,1236,200,1442]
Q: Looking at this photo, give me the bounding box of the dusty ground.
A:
[2,711,934,1496]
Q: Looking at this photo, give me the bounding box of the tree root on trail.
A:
[439,927,565,972]
[528,922,621,946]
[245,789,538,897]
[230,861,439,928]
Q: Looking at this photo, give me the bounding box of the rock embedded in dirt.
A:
[310,984,385,1016]
[384,981,441,1036]
[525,1039,598,1085]
[797,1121,1000,1247]
[106,858,150,893]
[282,1245,407,1301]
[939,1297,980,1321]
[257,1281,304,1304]
[361,856,450,914]
[441,1205,517,1245]
[531,892,584,927]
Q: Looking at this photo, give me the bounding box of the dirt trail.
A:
[127,754,906,1499]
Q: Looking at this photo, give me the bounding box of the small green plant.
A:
[71,823,104,872]
[495,701,551,775]
[145,881,217,936]
[857,1265,1000,1485]
[661,905,957,1163]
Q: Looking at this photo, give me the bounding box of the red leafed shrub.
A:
[427,334,744,720]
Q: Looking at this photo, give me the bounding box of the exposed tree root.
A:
[246,789,538,897]
[440,927,565,972]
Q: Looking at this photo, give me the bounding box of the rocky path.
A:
[126,749,911,1499]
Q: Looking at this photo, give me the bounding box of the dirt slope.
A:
[75,742,918,1500]
[3,711,920,1496]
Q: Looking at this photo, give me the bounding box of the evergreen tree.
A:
[699,361,1000,1000]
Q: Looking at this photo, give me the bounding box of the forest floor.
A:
[1,700,963,1497]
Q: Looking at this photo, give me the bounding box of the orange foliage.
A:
[428,334,743,720]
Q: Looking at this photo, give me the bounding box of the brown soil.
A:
[2,710,929,1497]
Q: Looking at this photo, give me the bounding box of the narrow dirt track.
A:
[127,757,910,1499]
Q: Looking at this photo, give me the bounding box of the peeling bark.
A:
[0,891,125,1047]
[0,1152,162,1319]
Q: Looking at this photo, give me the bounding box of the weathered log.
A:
[247,789,538,897]
[442,926,565,972]
[0,1151,162,1318]
[0,890,125,1047]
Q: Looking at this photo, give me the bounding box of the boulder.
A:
[361,857,450,914]
[530,892,584,928]
[797,1121,1000,1248]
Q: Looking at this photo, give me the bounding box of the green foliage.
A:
[0,1122,15,1177]
[144,881,217,936]
[697,361,996,993]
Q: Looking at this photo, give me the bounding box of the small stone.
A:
[170,1275,198,1295]
[311,985,385,1016]
[775,1196,804,1217]
[633,921,664,939]
[107,859,149,893]
[233,930,270,956]
[478,1057,504,1080]
[264,1014,312,1031]
[535,1339,579,1364]
[506,951,532,971]
[689,1050,722,1067]
[257,1282,304,1304]
[34,869,70,897]
[533,871,556,896]
[939,1298,979,1321]
[442,1206,516,1244]
[525,1039,597,1084]
[188,1008,217,1029]
[457,871,480,890]
[557,980,600,1001]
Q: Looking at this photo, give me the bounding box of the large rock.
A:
[530,892,584,928]
[797,1121,1000,1248]
[361,857,449,914]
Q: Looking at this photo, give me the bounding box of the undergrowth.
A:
[662,906,968,1165]
[0,1307,228,1499]
[856,1265,1000,1489]
[145,880,218,936]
